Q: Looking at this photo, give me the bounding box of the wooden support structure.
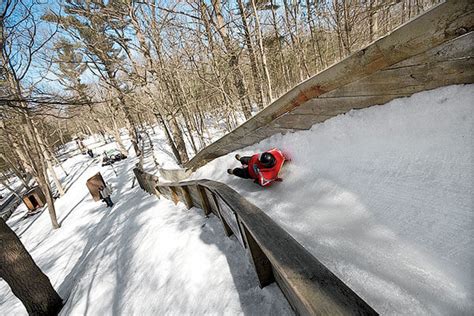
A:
[86,173,106,201]
[180,186,193,209]
[240,222,274,288]
[133,168,378,315]
[197,186,211,216]
[22,187,46,211]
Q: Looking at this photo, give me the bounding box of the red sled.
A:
[255,148,289,187]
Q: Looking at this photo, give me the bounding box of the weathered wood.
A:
[133,168,147,191]
[215,194,245,247]
[187,185,204,209]
[200,180,377,315]
[22,187,46,211]
[197,186,211,216]
[170,187,180,205]
[141,174,378,314]
[180,186,194,209]
[86,173,106,201]
[203,188,219,216]
[240,221,274,288]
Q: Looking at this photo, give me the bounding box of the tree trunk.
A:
[111,114,129,156]
[237,0,264,109]
[0,218,63,315]
[270,0,291,89]
[212,0,252,119]
[251,0,273,103]
[154,112,183,165]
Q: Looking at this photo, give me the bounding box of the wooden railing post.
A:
[240,221,274,288]
[181,186,194,209]
[197,186,211,216]
[211,192,233,237]
[170,187,180,205]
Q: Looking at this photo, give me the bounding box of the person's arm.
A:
[253,167,272,187]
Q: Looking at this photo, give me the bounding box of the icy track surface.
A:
[192,85,474,315]
[0,139,292,315]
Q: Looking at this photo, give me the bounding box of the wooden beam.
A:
[240,221,274,288]
[180,186,194,209]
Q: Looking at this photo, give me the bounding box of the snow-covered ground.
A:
[191,85,474,315]
[0,137,292,315]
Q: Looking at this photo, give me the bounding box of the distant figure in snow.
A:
[87,149,94,158]
[99,184,114,207]
[227,149,288,187]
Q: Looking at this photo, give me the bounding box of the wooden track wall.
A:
[134,168,379,315]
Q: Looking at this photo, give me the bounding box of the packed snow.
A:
[0,137,292,315]
[191,84,474,315]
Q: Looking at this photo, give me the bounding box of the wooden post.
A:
[212,192,233,237]
[181,186,194,209]
[240,222,275,288]
[170,187,180,205]
[197,186,211,216]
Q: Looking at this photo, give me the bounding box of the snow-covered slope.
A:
[0,139,292,315]
[191,84,474,314]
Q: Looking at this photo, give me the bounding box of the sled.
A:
[257,148,289,187]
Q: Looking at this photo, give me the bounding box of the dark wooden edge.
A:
[133,169,378,315]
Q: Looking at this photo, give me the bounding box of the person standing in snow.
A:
[227,150,284,187]
[99,184,114,207]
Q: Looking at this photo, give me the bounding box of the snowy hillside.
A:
[191,84,474,314]
[0,138,292,315]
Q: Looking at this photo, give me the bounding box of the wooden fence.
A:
[134,168,378,315]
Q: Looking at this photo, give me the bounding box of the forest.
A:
[1,0,440,228]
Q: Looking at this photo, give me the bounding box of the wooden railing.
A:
[134,168,378,315]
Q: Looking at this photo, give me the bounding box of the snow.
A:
[0,137,292,314]
[191,84,474,315]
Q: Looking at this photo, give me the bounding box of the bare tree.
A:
[0,218,63,315]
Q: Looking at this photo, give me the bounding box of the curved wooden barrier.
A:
[184,0,474,170]
[134,168,378,315]
[135,1,474,313]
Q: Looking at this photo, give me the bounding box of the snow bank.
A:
[1,138,292,315]
[191,84,474,314]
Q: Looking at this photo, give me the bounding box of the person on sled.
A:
[227,149,287,187]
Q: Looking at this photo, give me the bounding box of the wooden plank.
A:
[290,95,398,116]
[204,188,219,216]
[170,187,180,205]
[322,57,474,98]
[187,185,204,209]
[215,194,245,247]
[133,168,146,191]
[197,186,211,216]
[86,172,106,201]
[201,180,377,315]
[388,31,474,69]
[212,192,234,237]
[240,222,275,288]
[180,186,194,209]
[272,113,333,130]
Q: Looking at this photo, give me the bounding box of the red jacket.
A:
[247,149,286,187]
